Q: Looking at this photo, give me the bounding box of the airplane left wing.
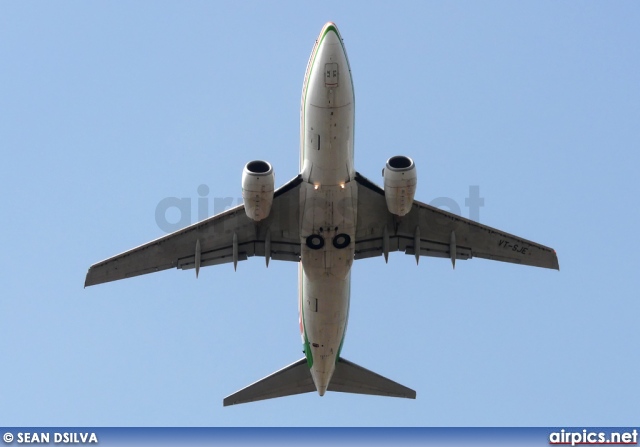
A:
[354,172,559,270]
[85,175,303,287]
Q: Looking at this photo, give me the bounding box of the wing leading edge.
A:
[84,175,303,287]
[354,172,559,270]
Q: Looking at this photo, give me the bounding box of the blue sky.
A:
[1,1,639,426]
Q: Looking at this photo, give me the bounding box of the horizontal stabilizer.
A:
[223,357,416,406]
[223,358,315,406]
[329,357,416,399]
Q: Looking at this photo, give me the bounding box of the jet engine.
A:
[242,160,274,221]
[383,155,417,216]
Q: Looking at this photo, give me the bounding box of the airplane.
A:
[84,22,559,406]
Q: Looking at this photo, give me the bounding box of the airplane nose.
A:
[317,22,341,46]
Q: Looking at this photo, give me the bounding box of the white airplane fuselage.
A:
[298,23,356,395]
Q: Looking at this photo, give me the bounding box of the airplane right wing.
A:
[85,175,303,287]
[354,172,559,269]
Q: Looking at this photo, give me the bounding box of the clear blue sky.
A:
[1,1,639,426]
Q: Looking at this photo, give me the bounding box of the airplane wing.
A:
[354,172,559,269]
[84,175,303,287]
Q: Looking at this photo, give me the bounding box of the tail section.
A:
[223,357,415,406]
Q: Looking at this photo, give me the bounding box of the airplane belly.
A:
[298,180,357,389]
[300,270,350,394]
[303,104,354,185]
[297,24,357,394]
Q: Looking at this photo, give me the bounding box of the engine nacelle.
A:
[383,155,417,216]
[242,160,275,221]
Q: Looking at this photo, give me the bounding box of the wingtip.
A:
[84,266,97,288]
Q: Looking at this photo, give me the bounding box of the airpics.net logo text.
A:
[549,429,638,446]
[154,184,485,233]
